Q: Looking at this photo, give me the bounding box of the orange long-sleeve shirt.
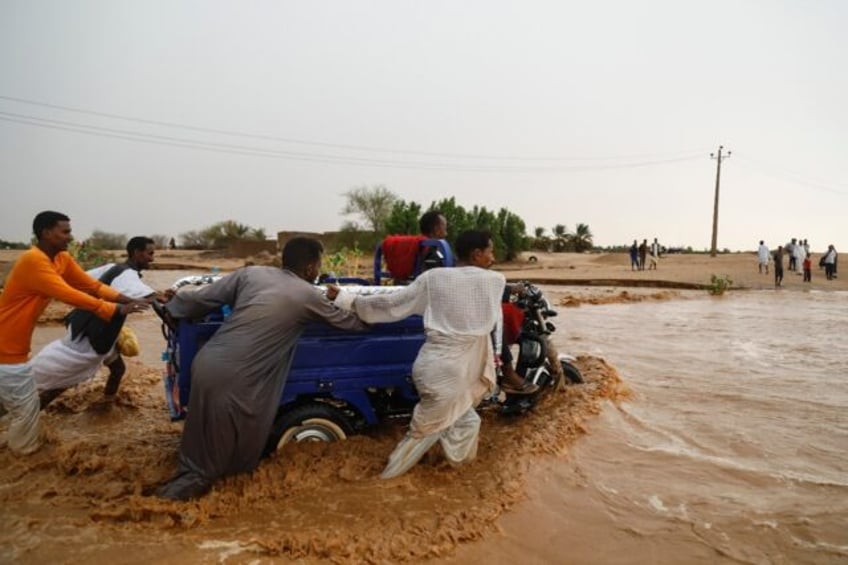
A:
[0,248,121,363]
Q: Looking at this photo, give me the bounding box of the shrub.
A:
[68,241,116,270]
[708,274,733,296]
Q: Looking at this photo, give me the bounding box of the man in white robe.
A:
[32,237,157,406]
[757,240,770,274]
[793,237,805,275]
[329,230,504,479]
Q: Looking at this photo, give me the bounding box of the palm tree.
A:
[552,224,569,252]
[572,223,594,252]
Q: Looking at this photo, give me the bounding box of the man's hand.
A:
[119,300,149,316]
[325,284,340,301]
[158,288,176,302]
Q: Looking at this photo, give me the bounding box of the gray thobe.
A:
[166,267,365,482]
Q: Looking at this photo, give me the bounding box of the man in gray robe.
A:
[158,237,366,500]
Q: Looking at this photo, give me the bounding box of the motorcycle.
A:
[499,282,583,412]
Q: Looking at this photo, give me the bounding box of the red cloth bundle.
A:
[381,235,427,281]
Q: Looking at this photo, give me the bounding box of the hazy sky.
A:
[1,1,845,252]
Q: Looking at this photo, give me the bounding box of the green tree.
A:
[431,197,474,249]
[384,200,423,235]
[571,223,594,252]
[494,208,528,261]
[552,224,570,252]
[531,226,550,251]
[0,239,28,250]
[87,229,127,250]
[179,220,267,249]
[179,230,206,249]
[341,184,398,236]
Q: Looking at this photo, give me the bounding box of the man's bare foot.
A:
[104,356,126,397]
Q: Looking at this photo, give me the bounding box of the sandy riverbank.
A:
[3,249,844,293]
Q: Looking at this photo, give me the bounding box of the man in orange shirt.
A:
[0,211,148,455]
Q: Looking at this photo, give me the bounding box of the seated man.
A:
[498,284,539,395]
[32,236,158,407]
[418,210,449,272]
[379,210,450,284]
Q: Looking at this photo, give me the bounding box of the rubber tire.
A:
[264,403,354,455]
[562,361,584,384]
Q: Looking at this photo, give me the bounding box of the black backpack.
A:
[65,263,132,354]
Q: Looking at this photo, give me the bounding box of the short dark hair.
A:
[32,211,70,240]
[282,237,324,270]
[126,236,154,256]
[455,230,492,261]
[419,210,444,237]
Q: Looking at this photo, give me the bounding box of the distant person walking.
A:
[638,239,648,271]
[629,240,639,271]
[773,246,785,287]
[823,245,837,280]
[757,240,770,274]
[786,238,798,272]
[803,253,812,283]
[648,238,660,270]
[793,237,805,276]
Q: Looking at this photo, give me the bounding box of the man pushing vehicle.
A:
[327,229,504,479]
[157,237,366,501]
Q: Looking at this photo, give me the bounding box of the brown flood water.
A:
[2,273,845,564]
[1,271,628,564]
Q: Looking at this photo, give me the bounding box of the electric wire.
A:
[0,94,708,163]
[0,111,704,172]
[733,155,847,196]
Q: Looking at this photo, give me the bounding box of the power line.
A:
[0,93,709,163]
[0,111,704,173]
[734,155,848,196]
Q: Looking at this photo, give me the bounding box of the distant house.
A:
[276,230,376,252]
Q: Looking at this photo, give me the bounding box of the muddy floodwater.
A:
[2,276,845,564]
[447,287,848,564]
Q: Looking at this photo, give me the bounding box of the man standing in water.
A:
[328,230,504,479]
[0,211,148,454]
[32,236,158,407]
[158,237,366,501]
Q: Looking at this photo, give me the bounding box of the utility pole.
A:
[709,145,731,257]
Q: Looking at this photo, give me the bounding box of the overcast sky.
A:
[1,1,845,252]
